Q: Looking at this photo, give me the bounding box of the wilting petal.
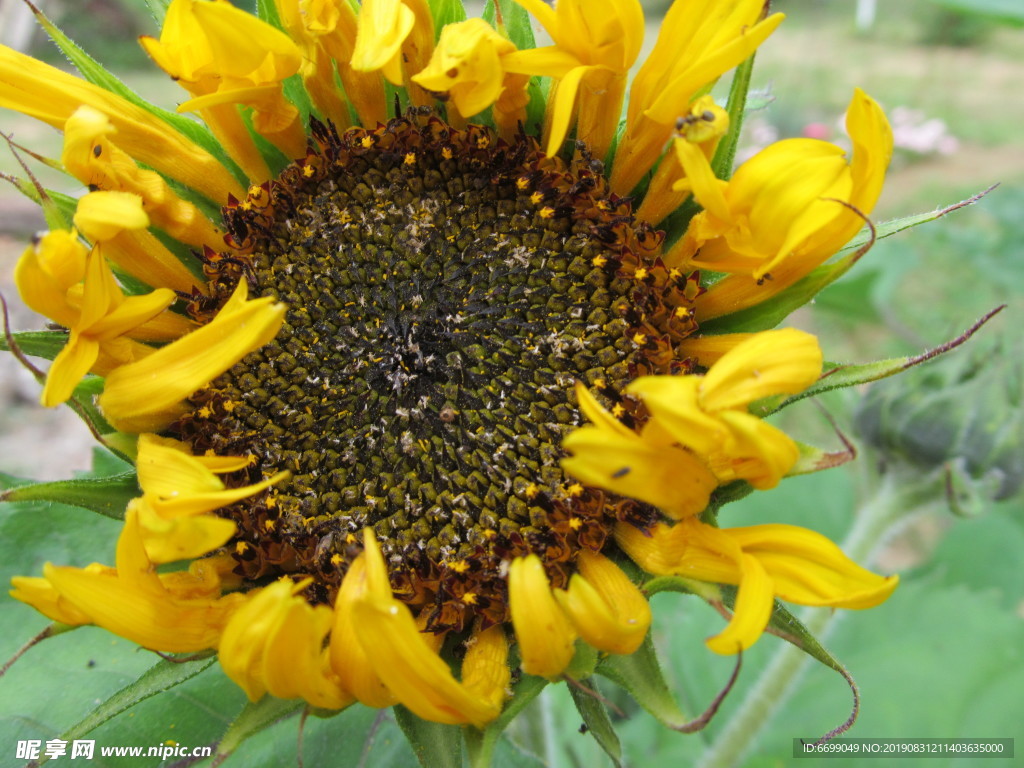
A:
[554,551,650,655]
[461,623,511,714]
[220,578,352,709]
[43,510,243,652]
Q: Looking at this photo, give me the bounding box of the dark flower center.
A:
[179,113,699,632]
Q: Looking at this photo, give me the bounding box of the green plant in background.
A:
[0,0,1014,766]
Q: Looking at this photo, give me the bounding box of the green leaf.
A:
[429,0,468,35]
[569,678,622,768]
[42,656,217,760]
[596,634,693,731]
[0,330,70,361]
[394,704,464,768]
[214,696,305,762]
[711,51,757,181]
[465,675,547,768]
[0,472,138,519]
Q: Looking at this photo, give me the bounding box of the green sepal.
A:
[256,0,284,27]
[0,330,71,361]
[763,601,851,678]
[213,696,305,763]
[648,576,853,686]
[37,654,217,766]
[595,633,693,730]
[710,51,757,182]
[282,72,314,133]
[143,0,170,25]
[0,472,139,520]
[394,705,464,768]
[758,305,1004,417]
[787,441,856,477]
[465,675,547,768]
[565,638,599,680]
[706,480,754,515]
[2,170,76,230]
[30,2,247,193]
[840,185,996,256]
[484,0,536,50]
[569,678,622,768]
[429,0,468,36]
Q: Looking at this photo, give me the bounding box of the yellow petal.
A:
[412,19,515,118]
[625,375,727,457]
[44,510,241,652]
[725,524,899,609]
[136,499,237,564]
[352,530,502,725]
[698,329,823,412]
[261,594,352,709]
[561,424,716,518]
[554,551,650,655]
[352,0,415,79]
[509,554,576,679]
[99,282,285,430]
[73,190,149,243]
[0,45,244,203]
[704,552,773,654]
[10,571,102,625]
[13,230,87,327]
[219,581,284,701]
[716,410,800,489]
[329,554,398,708]
[461,624,511,714]
[40,335,99,408]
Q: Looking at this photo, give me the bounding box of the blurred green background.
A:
[0,0,1021,766]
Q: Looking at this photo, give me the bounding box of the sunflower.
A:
[2,0,902,759]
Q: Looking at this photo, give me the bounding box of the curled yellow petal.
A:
[704,553,773,654]
[329,554,397,708]
[62,106,223,250]
[509,554,576,679]
[554,551,650,655]
[461,623,511,714]
[42,509,244,652]
[220,578,352,708]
